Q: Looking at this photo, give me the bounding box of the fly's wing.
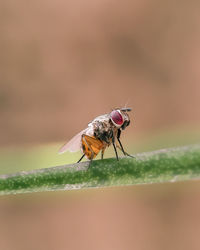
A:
[58,129,87,154]
[59,113,108,154]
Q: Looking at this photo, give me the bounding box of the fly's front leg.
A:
[101,147,105,160]
[111,130,119,161]
[117,129,135,158]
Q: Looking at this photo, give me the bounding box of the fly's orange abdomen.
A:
[81,135,103,160]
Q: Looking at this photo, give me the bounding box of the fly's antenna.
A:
[120,107,132,112]
[110,101,132,112]
[120,100,131,112]
[118,100,129,110]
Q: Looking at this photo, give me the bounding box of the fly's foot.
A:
[124,152,135,158]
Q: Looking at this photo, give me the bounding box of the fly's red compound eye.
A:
[110,110,124,126]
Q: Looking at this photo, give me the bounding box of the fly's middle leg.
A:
[101,147,106,160]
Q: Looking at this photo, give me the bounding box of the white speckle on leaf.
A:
[64,184,84,190]
[170,175,178,183]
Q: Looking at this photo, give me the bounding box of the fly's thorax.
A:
[92,119,114,144]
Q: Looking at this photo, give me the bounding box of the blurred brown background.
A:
[1,0,200,146]
[0,182,200,250]
[0,0,200,249]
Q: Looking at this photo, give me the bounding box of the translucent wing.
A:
[58,129,87,154]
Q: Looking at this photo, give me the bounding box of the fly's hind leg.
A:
[117,129,135,158]
[77,154,85,163]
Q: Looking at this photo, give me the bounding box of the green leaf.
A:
[0,144,200,195]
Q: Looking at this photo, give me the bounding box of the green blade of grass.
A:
[0,144,200,195]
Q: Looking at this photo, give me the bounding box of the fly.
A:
[59,108,134,166]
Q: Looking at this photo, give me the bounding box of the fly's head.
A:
[110,108,131,130]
